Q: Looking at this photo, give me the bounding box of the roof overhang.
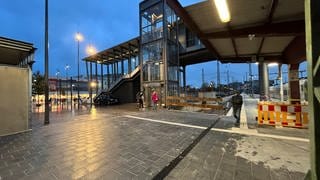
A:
[84,37,139,64]
[0,36,36,65]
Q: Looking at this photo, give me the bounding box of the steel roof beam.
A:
[257,0,279,57]
[201,20,305,39]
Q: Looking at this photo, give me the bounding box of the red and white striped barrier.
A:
[257,102,308,128]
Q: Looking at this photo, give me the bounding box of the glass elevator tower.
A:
[139,0,179,107]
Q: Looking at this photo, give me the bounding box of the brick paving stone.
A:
[166,129,309,180]
[0,105,310,179]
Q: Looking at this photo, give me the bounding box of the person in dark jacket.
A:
[231,91,243,125]
[136,91,144,109]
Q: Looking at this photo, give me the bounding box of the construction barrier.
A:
[166,96,223,110]
[257,102,309,128]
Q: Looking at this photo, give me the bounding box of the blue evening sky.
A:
[0,0,306,87]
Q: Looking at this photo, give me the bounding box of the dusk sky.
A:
[0,0,306,87]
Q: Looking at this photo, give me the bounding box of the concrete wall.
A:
[0,66,31,136]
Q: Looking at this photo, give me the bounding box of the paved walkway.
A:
[0,103,309,179]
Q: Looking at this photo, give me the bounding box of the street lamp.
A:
[86,45,97,55]
[75,32,83,109]
[90,81,97,88]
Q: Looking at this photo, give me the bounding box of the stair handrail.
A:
[107,66,140,91]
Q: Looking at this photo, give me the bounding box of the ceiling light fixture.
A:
[214,0,231,23]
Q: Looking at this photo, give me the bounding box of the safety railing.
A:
[257,101,309,128]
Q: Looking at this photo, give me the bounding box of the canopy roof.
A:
[84,37,139,64]
[84,0,305,66]
[0,36,36,65]
[171,0,305,65]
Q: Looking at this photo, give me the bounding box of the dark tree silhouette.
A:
[32,71,45,105]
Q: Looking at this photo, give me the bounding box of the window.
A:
[186,29,196,47]
[142,62,161,82]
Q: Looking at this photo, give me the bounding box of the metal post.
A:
[128,46,132,73]
[101,63,104,90]
[116,62,119,79]
[305,0,320,178]
[70,77,73,109]
[95,62,98,95]
[77,37,80,109]
[65,65,69,108]
[121,59,124,75]
[217,60,220,95]
[249,63,253,96]
[201,68,204,88]
[278,64,284,101]
[56,78,58,106]
[227,70,230,88]
[107,64,110,88]
[258,58,269,100]
[90,62,93,105]
[183,66,186,93]
[44,0,49,125]
[113,63,116,81]
[59,79,62,105]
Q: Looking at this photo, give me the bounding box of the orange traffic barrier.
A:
[257,102,308,128]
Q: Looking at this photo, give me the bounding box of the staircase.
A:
[95,66,141,104]
[108,66,140,92]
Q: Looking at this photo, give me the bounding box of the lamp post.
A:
[75,32,83,109]
[44,0,49,125]
[86,45,97,105]
[65,64,70,107]
[55,70,60,106]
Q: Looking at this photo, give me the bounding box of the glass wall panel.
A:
[168,65,178,81]
[165,5,178,42]
[142,40,163,63]
[167,41,178,64]
[141,3,163,44]
[131,56,139,70]
[168,82,178,96]
[142,62,161,82]
[150,62,160,81]
[143,64,148,81]
[123,59,128,74]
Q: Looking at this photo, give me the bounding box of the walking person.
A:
[231,91,243,126]
[151,89,159,111]
[136,91,144,109]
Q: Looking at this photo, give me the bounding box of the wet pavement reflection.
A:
[0,104,309,179]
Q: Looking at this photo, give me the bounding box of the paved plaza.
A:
[0,101,310,180]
